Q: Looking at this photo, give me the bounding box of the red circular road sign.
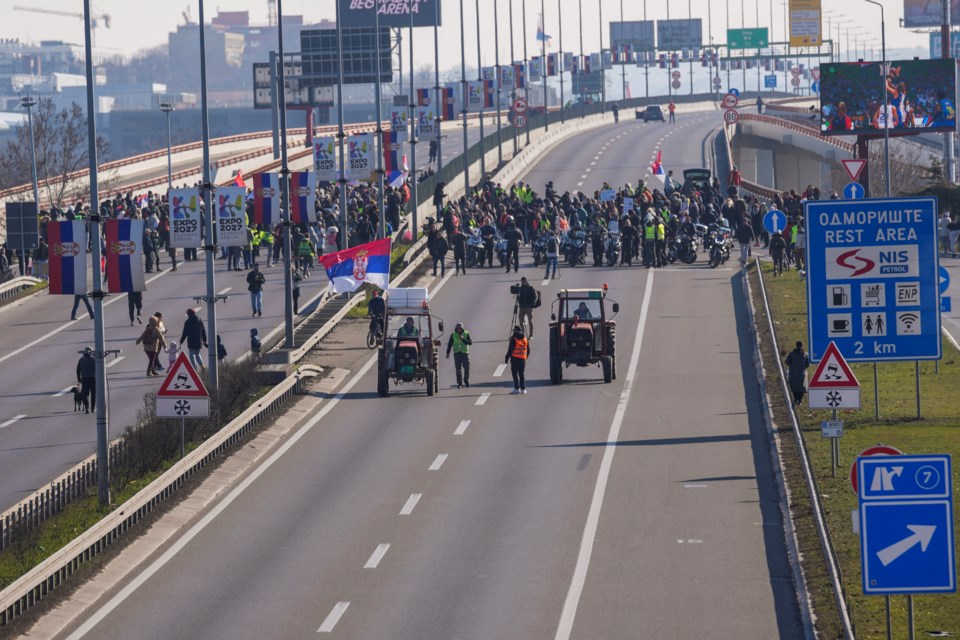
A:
[723,108,739,125]
[721,93,739,109]
[791,77,802,87]
[850,445,904,495]
[671,70,682,80]
[512,114,527,129]
[513,98,528,113]
[671,80,682,89]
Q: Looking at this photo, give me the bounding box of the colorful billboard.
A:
[819,59,957,135]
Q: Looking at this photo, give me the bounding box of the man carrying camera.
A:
[514,277,539,338]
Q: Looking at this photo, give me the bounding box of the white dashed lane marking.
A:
[364,544,390,569]
[53,386,74,398]
[493,364,507,377]
[106,356,126,369]
[317,602,350,633]
[429,454,448,471]
[476,393,491,405]
[454,420,471,435]
[0,415,26,429]
[399,493,422,515]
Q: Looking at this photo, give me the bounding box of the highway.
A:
[0,125,486,514]
[50,111,805,639]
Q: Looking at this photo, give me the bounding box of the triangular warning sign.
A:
[157,352,209,397]
[809,342,860,389]
[841,159,867,183]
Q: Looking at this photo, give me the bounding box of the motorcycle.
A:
[495,233,508,268]
[531,234,549,267]
[704,225,733,268]
[562,229,588,267]
[465,228,485,267]
[604,232,621,267]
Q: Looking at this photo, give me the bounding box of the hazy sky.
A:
[7,0,932,65]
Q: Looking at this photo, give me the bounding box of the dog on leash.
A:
[71,387,88,413]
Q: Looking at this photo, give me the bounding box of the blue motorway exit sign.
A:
[804,197,942,362]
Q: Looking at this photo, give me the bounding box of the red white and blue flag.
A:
[513,62,526,88]
[416,88,431,106]
[650,149,666,184]
[441,87,456,120]
[318,237,392,294]
[546,53,558,76]
[105,219,145,293]
[253,172,281,228]
[289,171,316,225]
[536,15,551,42]
[382,131,405,176]
[47,221,86,295]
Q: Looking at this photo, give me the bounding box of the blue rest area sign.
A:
[858,454,955,595]
[805,197,942,362]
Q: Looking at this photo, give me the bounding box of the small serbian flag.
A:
[481,80,495,108]
[441,87,456,120]
[253,172,281,228]
[546,53,558,76]
[513,62,526,88]
[47,221,87,295]
[289,171,316,225]
[650,149,665,184]
[105,219,146,293]
[416,88,431,106]
[318,237,391,294]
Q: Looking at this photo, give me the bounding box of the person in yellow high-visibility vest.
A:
[445,322,473,389]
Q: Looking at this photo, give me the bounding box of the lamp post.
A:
[475,0,486,177]
[459,0,470,194]
[19,95,40,212]
[275,0,294,348]
[864,0,890,197]
[159,100,174,191]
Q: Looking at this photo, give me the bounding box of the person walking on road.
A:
[71,294,94,321]
[611,102,620,122]
[505,325,530,394]
[179,308,208,370]
[152,311,168,371]
[785,341,810,406]
[76,347,96,413]
[136,316,167,377]
[756,96,764,114]
[735,218,756,266]
[515,277,538,338]
[503,219,523,273]
[543,230,560,279]
[128,291,143,326]
[446,322,473,389]
[668,101,676,123]
[247,263,265,317]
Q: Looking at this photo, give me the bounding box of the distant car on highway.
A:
[682,168,712,196]
[638,105,665,122]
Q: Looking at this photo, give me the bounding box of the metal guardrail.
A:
[751,263,856,639]
[0,276,42,303]
[0,365,321,626]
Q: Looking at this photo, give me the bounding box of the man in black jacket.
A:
[515,277,538,338]
[76,347,96,413]
[179,308,208,370]
[503,219,523,273]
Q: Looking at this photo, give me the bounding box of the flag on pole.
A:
[47,221,86,295]
[650,149,665,183]
[104,219,146,293]
[441,87,456,120]
[513,62,526,88]
[546,53,558,76]
[318,237,392,294]
[536,15,551,42]
[416,88,431,106]
[289,171,316,224]
[382,131,404,175]
[252,172,281,228]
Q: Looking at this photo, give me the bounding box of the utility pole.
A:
[374,7,385,239]
[475,0,486,177]
[409,3,420,230]
[335,1,349,248]
[494,0,504,167]
[559,0,565,122]
[275,0,294,348]
[943,0,956,182]
[459,0,470,195]
[542,0,549,130]
[159,100,174,190]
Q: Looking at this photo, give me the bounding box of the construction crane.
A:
[13,5,112,48]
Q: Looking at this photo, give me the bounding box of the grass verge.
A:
[749,258,960,639]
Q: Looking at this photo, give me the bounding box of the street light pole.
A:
[494,0,504,166]
[275,0,294,348]
[20,96,40,212]
[459,0,470,194]
[82,0,110,507]
[475,0,486,177]
[159,100,174,191]
[864,0,890,198]
[559,0,565,122]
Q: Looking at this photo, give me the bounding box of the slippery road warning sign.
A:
[808,342,861,409]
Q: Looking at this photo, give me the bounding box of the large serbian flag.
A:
[105,219,146,293]
[318,237,391,294]
[441,87,456,121]
[47,221,87,295]
[252,172,281,228]
[289,171,316,225]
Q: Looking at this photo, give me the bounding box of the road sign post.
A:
[821,420,844,477]
[156,352,210,459]
[763,209,786,235]
[808,341,861,410]
[857,454,955,597]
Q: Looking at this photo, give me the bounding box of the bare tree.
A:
[828,142,938,198]
[0,98,110,209]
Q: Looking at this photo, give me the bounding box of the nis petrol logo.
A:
[825,245,918,280]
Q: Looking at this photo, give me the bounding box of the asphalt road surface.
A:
[53,112,805,639]
[0,126,487,513]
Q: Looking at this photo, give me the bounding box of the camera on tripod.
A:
[510,283,521,295]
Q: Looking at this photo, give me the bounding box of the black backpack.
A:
[546,236,558,252]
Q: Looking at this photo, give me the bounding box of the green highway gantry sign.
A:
[727,28,769,49]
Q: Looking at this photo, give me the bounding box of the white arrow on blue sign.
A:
[728,88,740,97]
[811,80,820,93]
[940,265,950,295]
[843,182,865,200]
[763,209,786,235]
